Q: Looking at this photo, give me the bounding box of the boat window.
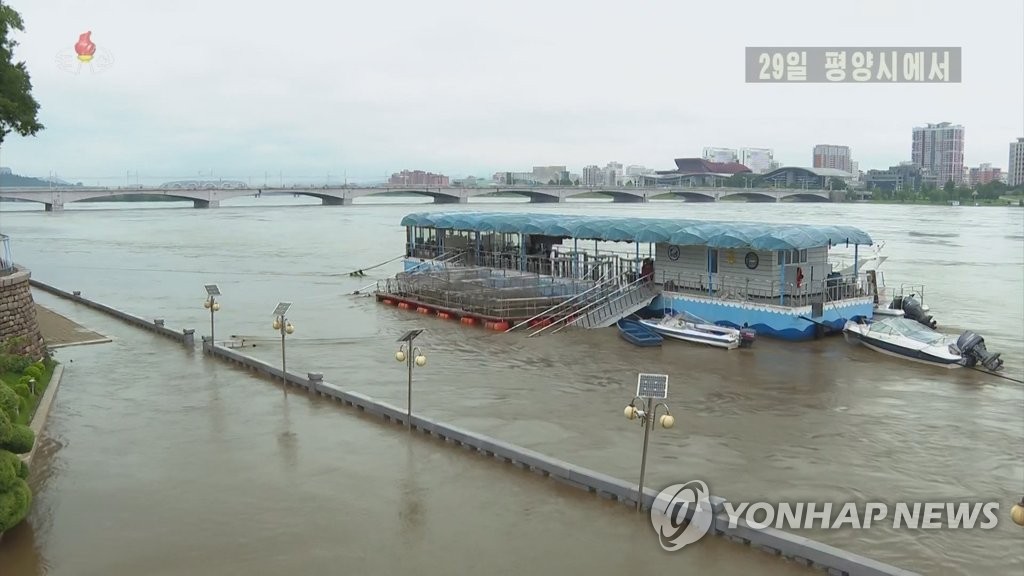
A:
[778,249,808,265]
[868,319,945,344]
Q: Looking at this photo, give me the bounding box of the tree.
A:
[0,4,44,145]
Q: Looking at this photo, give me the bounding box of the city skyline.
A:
[0,0,1021,182]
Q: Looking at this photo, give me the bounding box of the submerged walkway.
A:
[34,303,111,348]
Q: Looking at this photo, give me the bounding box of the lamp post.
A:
[623,373,674,511]
[395,329,426,429]
[203,284,221,344]
[272,302,294,388]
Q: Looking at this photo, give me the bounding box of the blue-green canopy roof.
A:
[400,211,873,250]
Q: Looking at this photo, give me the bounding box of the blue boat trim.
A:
[649,292,874,342]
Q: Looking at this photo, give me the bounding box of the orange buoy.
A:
[438,312,450,320]
[493,321,510,331]
[398,302,410,309]
[382,299,394,305]
[417,307,430,314]
[461,317,475,325]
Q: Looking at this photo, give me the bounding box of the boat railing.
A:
[892,283,926,306]
[550,275,656,333]
[507,270,618,333]
[379,264,605,320]
[656,270,869,307]
[658,271,779,302]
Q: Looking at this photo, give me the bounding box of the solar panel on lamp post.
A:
[395,329,426,429]
[623,373,675,512]
[203,284,221,346]
[271,302,294,389]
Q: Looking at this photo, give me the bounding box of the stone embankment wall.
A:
[0,266,47,359]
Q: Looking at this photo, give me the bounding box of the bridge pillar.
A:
[322,197,352,206]
[44,201,64,212]
[434,195,468,204]
[193,199,220,208]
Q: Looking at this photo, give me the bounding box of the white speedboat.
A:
[640,312,756,350]
[843,316,1003,372]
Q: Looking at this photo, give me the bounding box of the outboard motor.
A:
[893,295,936,328]
[955,331,1004,372]
[738,328,757,348]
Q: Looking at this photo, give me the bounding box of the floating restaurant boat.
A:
[376,211,886,341]
[843,316,1004,372]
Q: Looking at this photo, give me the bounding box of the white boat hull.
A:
[640,317,740,350]
[842,320,965,368]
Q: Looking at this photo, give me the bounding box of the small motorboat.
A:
[639,312,756,350]
[616,318,663,347]
[843,316,1003,372]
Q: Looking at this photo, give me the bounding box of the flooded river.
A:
[0,196,1021,575]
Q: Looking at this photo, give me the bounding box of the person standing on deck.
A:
[641,258,654,284]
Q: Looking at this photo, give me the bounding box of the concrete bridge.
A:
[0,185,836,210]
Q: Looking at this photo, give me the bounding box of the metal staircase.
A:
[519,275,660,336]
[552,277,660,333]
[505,272,617,335]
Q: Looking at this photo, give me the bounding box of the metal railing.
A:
[376,267,601,320]
[891,283,926,307]
[0,234,13,275]
[656,270,868,307]
[552,276,658,333]
[527,274,641,336]
[507,271,618,333]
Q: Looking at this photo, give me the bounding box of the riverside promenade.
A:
[28,279,918,576]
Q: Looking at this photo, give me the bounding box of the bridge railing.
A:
[0,234,13,275]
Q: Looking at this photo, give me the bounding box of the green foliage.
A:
[0,3,44,145]
[0,344,41,533]
[2,423,33,454]
[0,385,16,417]
[23,365,42,380]
[0,450,18,489]
[0,451,31,532]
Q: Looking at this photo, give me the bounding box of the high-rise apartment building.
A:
[581,165,603,186]
[740,148,774,174]
[912,122,965,185]
[702,147,739,164]
[812,145,853,173]
[1008,137,1024,187]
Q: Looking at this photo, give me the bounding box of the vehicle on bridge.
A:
[376,211,888,341]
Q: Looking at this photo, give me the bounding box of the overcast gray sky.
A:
[2,0,1022,184]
